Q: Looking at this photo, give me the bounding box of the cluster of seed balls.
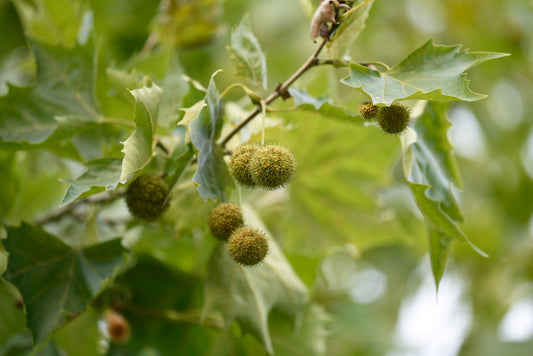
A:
[359,102,411,134]
[230,143,296,189]
[208,203,268,266]
[123,143,294,266]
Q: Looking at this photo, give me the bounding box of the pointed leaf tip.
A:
[341,40,509,105]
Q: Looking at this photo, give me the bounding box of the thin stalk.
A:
[220,40,328,148]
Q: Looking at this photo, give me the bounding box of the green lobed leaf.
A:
[289,88,361,124]
[61,158,123,206]
[189,71,233,202]
[3,223,125,346]
[0,40,99,146]
[227,14,268,90]
[276,113,423,256]
[341,39,509,105]
[400,102,487,288]
[202,204,309,355]
[12,0,85,47]
[327,0,375,58]
[119,84,162,183]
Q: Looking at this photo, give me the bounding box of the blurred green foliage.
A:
[0,0,532,355]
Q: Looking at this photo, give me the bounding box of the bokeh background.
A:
[1,0,533,355]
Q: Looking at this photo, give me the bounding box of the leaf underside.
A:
[401,102,486,289]
[189,71,233,202]
[227,13,268,90]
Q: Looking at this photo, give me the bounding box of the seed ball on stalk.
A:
[249,144,296,189]
[125,174,169,220]
[359,101,379,120]
[377,103,411,134]
[208,203,244,242]
[230,143,259,187]
[227,227,269,266]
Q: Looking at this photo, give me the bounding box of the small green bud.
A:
[125,174,168,220]
[227,227,268,266]
[249,144,296,189]
[230,143,259,187]
[377,104,410,134]
[208,203,244,242]
[359,101,379,120]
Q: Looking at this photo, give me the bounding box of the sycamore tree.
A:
[1,0,525,355]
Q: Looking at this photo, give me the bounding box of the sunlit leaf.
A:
[189,71,233,201]
[12,0,85,47]
[227,14,267,90]
[327,0,375,58]
[341,39,509,105]
[61,158,122,206]
[3,223,125,345]
[120,84,162,183]
[275,113,423,256]
[202,204,309,354]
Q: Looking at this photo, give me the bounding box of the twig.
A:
[219,40,328,148]
[35,189,124,226]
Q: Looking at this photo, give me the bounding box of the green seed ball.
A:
[249,145,296,189]
[377,104,410,134]
[359,101,379,120]
[208,203,244,242]
[125,174,169,220]
[230,143,259,187]
[227,227,268,266]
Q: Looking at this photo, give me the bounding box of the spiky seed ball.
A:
[377,104,410,134]
[227,227,268,266]
[230,143,259,187]
[106,310,131,344]
[359,102,379,120]
[125,174,169,220]
[208,203,244,242]
[249,145,296,189]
